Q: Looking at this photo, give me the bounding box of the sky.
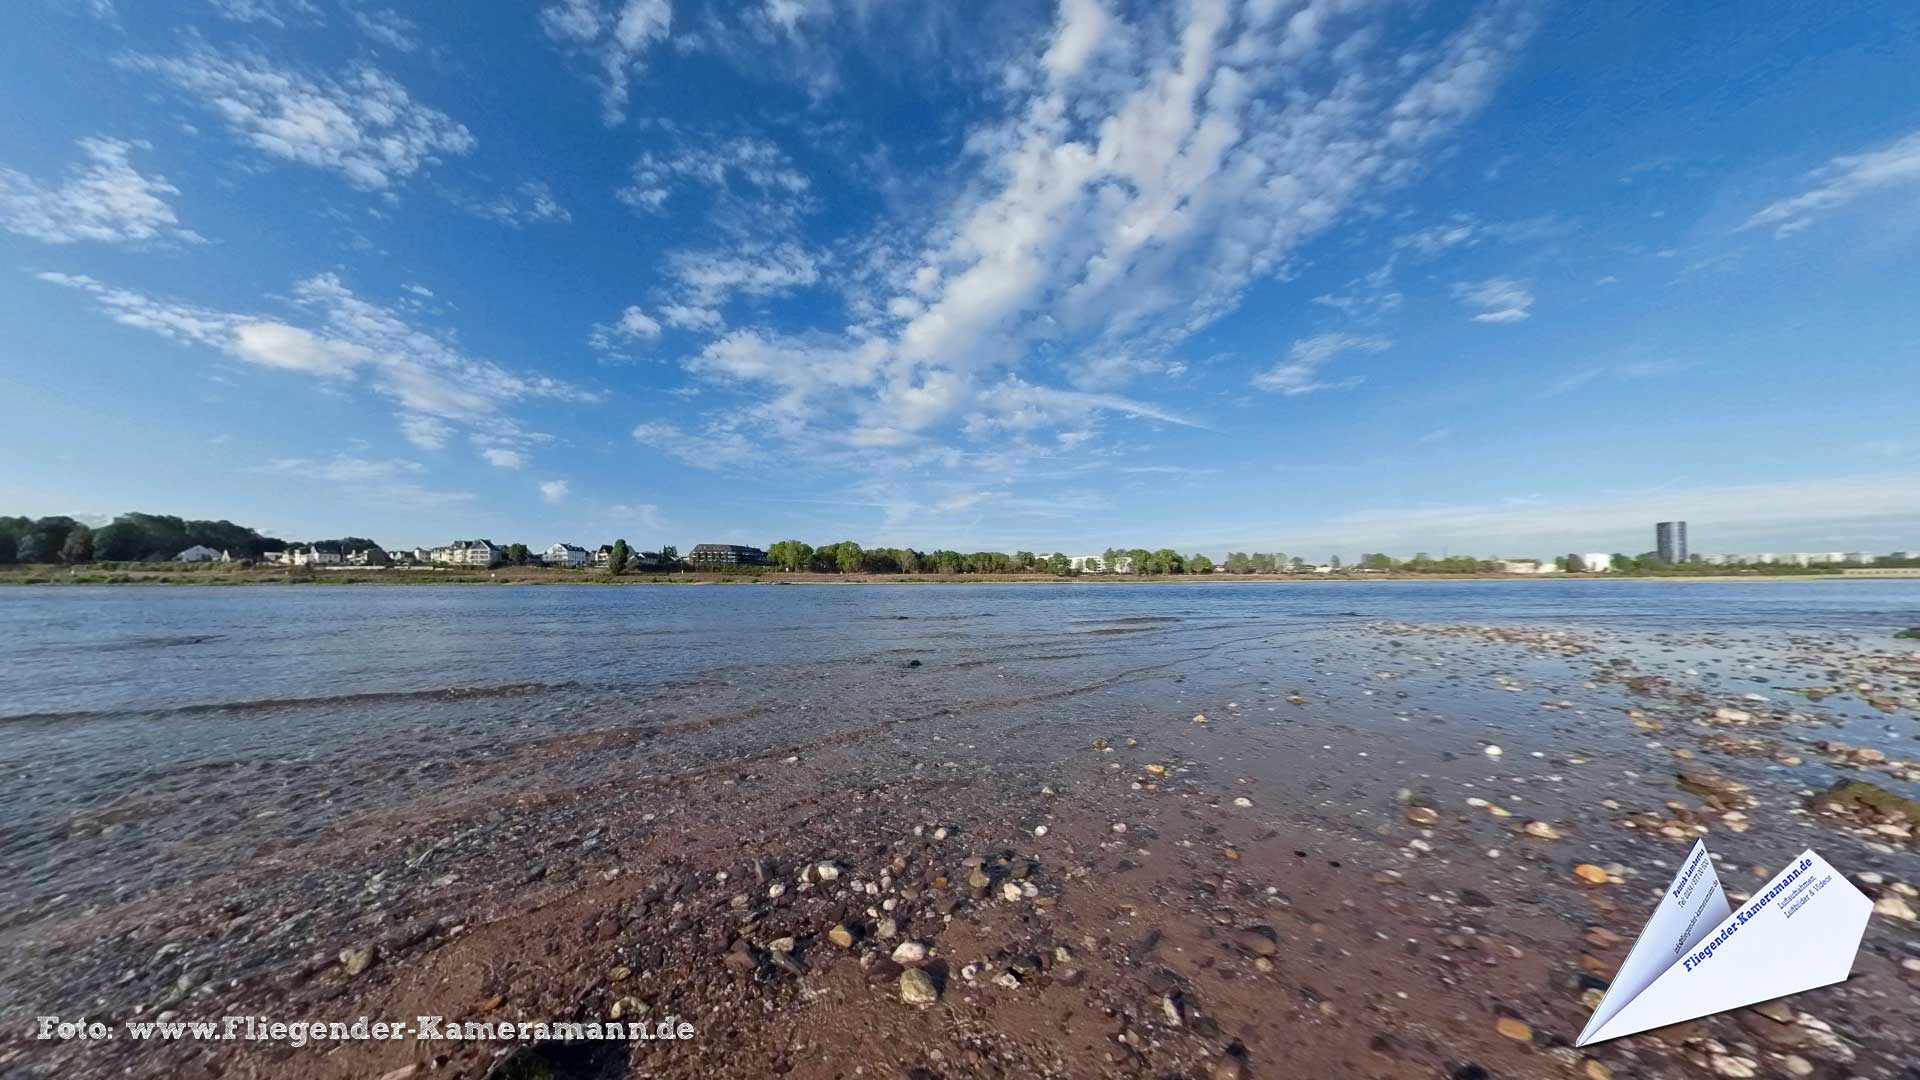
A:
[2,0,1918,560]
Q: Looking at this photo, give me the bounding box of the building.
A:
[1656,521,1687,563]
[289,546,342,567]
[1494,559,1560,574]
[1845,552,1873,565]
[432,539,503,567]
[543,542,590,568]
[688,543,770,568]
[344,548,386,566]
[1068,555,1106,573]
[176,544,221,562]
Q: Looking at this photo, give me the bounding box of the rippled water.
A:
[1,579,1915,922]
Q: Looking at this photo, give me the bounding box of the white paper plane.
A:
[1577,840,1873,1046]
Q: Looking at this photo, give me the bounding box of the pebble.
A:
[339,946,376,977]
[1233,797,1253,808]
[815,862,841,881]
[1484,745,1504,757]
[1874,895,1917,922]
[898,968,939,1007]
[1033,825,1048,837]
[1494,1017,1531,1041]
[828,924,855,948]
[1522,821,1562,840]
[1573,864,1611,885]
[891,941,929,964]
[1406,806,1440,826]
[1710,1055,1758,1078]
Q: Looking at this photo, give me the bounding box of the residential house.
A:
[175,545,221,562]
[344,548,387,566]
[590,544,614,569]
[290,546,342,567]
[543,542,590,568]
[687,544,769,568]
[432,540,503,567]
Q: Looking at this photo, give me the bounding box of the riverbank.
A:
[0,563,1885,586]
[2,588,1915,1080]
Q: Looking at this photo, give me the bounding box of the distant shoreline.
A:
[1,565,1903,587]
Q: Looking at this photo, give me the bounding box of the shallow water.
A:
[3,580,1919,1079]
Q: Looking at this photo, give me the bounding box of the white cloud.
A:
[667,241,821,309]
[207,0,320,26]
[39,271,590,452]
[589,305,663,352]
[607,501,665,529]
[1739,128,1920,238]
[483,448,525,469]
[1252,334,1390,395]
[631,419,758,467]
[351,7,418,51]
[1,138,198,245]
[540,0,673,125]
[122,48,474,190]
[539,479,569,501]
[661,303,724,332]
[1454,277,1534,323]
[618,135,810,218]
[452,180,572,226]
[649,0,1535,488]
[251,454,474,509]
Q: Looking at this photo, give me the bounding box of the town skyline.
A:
[6,509,1914,572]
[4,2,1919,555]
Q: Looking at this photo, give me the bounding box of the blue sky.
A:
[3,0,1917,559]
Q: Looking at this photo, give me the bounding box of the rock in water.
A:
[899,968,939,1006]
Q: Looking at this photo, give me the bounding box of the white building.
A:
[1068,555,1107,573]
[175,545,221,562]
[432,539,503,567]
[543,542,590,568]
[1495,559,1559,574]
[1580,553,1613,572]
[290,546,341,566]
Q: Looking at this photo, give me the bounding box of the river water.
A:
[2,580,1918,1078]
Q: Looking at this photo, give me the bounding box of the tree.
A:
[1566,553,1587,573]
[768,540,814,572]
[19,517,78,564]
[1188,553,1214,573]
[60,524,94,564]
[609,539,630,574]
[0,530,14,564]
[1328,554,1343,569]
[1359,552,1393,570]
[507,543,531,566]
[658,545,678,568]
[833,540,864,574]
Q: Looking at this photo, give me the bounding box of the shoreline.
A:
[4,608,1914,1080]
[0,566,1897,587]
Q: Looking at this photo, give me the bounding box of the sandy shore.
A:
[3,618,1916,1080]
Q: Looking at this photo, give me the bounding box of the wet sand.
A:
[3,613,1917,1080]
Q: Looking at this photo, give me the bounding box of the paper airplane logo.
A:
[1577,840,1872,1046]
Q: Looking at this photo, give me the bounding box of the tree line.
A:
[763,541,1218,575]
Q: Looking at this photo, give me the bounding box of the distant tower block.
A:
[1656,521,1688,563]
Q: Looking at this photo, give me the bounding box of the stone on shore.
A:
[899,968,939,1006]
